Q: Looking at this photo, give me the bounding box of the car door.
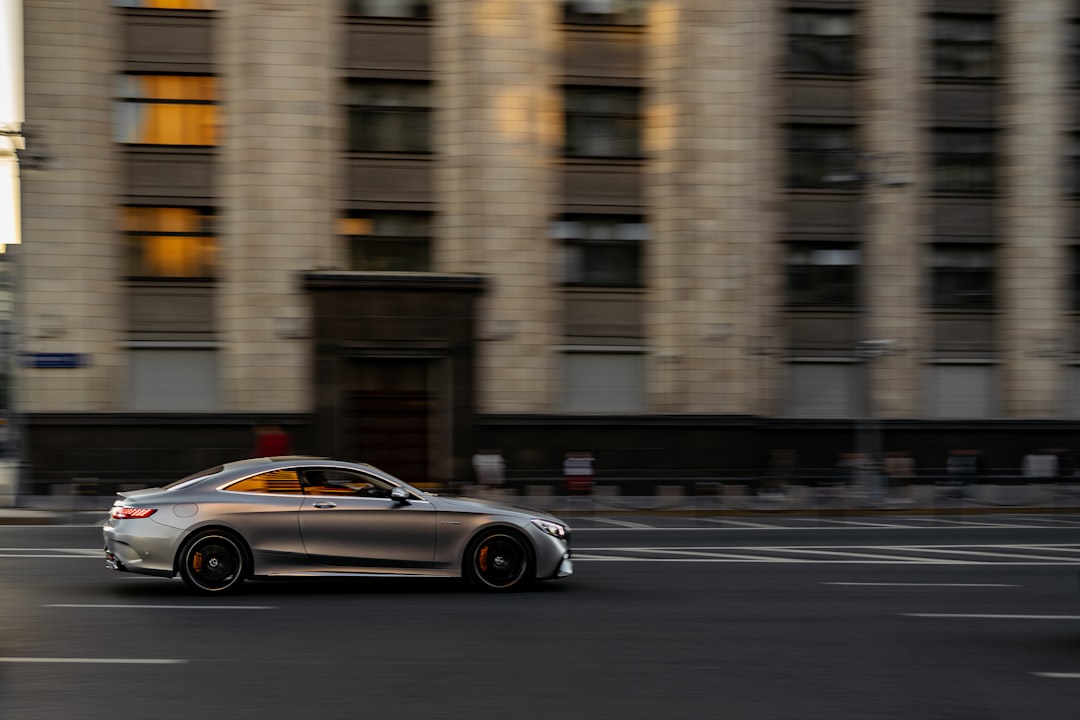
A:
[297,466,437,569]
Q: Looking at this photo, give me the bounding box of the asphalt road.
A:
[1,515,1079,720]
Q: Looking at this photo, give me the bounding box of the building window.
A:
[785,124,856,189]
[129,349,217,411]
[123,207,215,278]
[555,216,646,286]
[345,0,428,17]
[930,245,995,310]
[931,14,996,80]
[1068,134,1080,196]
[785,244,860,307]
[563,0,645,25]
[114,0,215,7]
[340,213,431,271]
[785,9,855,75]
[1071,247,1080,311]
[347,81,431,153]
[564,87,642,159]
[923,364,997,418]
[786,362,858,418]
[563,351,645,413]
[932,129,995,194]
[115,75,217,146]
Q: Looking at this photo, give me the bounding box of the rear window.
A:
[225,469,303,495]
[162,465,225,490]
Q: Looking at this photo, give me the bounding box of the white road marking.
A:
[575,543,1080,564]
[888,546,1080,563]
[46,604,276,610]
[898,518,1045,529]
[766,547,964,563]
[792,519,912,529]
[824,582,1018,587]
[699,519,786,529]
[626,547,808,563]
[907,614,1080,620]
[580,517,654,529]
[1033,673,1080,679]
[0,657,187,665]
[0,557,97,561]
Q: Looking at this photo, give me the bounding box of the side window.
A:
[226,469,303,494]
[302,468,394,499]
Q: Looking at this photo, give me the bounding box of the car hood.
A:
[431,494,564,522]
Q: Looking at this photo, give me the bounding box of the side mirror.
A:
[390,487,411,505]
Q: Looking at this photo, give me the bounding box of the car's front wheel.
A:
[464,529,533,592]
[178,530,248,594]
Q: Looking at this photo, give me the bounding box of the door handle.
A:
[313,501,337,509]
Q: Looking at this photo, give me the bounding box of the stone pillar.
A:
[436,0,559,412]
[218,1,339,411]
[19,0,123,411]
[999,0,1070,418]
[646,0,780,413]
[862,0,925,418]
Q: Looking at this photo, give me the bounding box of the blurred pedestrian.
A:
[472,449,506,491]
[252,424,292,458]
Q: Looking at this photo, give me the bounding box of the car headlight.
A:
[531,518,568,540]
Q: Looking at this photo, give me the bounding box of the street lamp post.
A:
[827,151,909,503]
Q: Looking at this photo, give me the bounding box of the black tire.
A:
[464,529,534,592]
[177,530,248,594]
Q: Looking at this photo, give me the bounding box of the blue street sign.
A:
[20,353,89,369]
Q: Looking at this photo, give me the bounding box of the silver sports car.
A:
[103,456,573,594]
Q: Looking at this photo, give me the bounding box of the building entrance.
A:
[344,358,431,485]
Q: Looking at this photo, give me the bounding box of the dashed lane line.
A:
[907,614,1080,620]
[824,582,1018,587]
[46,604,277,610]
[0,657,187,665]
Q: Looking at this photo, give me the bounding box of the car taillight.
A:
[110,507,157,519]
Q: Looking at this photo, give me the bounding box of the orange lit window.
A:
[115,1,216,9]
[123,207,216,278]
[115,75,218,146]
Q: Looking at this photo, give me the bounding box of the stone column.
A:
[436,0,559,412]
[999,0,1070,418]
[19,0,123,411]
[862,0,925,418]
[217,1,339,411]
[646,0,781,413]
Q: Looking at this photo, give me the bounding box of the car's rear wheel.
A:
[178,531,247,594]
[464,529,533,592]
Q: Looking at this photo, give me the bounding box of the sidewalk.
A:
[3,482,1080,525]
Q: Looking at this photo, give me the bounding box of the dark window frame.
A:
[785,124,858,189]
[346,81,432,154]
[556,216,646,287]
[342,211,432,272]
[785,243,861,307]
[929,244,996,310]
[930,13,997,81]
[931,128,996,194]
[562,0,646,26]
[563,86,643,160]
[784,8,856,75]
[345,0,429,19]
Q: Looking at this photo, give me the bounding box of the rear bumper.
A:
[103,520,181,577]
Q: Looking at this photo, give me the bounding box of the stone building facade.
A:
[14,0,1080,489]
